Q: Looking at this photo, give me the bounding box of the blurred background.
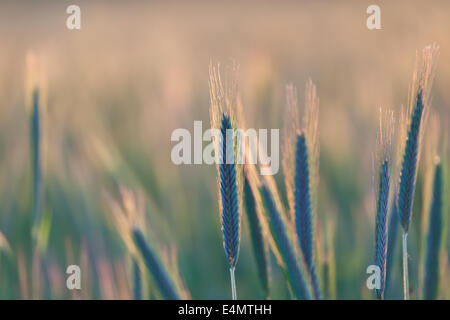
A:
[0,0,448,299]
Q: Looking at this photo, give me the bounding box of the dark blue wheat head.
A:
[398,89,424,233]
[30,88,42,227]
[132,258,142,300]
[260,183,311,300]
[374,159,390,299]
[385,195,399,296]
[132,227,180,300]
[294,132,321,299]
[423,163,443,300]
[219,112,240,268]
[243,172,270,297]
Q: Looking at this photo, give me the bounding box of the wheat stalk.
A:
[374,159,390,299]
[283,80,321,299]
[423,160,443,299]
[132,258,142,300]
[219,113,241,268]
[260,181,312,300]
[295,131,321,299]
[30,89,42,237]
[385,196,399,297]
[209,63,243,300]
[132,227,180,300]
[397,44,439,299]
[106,187,188,300]
[243,166,270,298]
[372,108,394,299]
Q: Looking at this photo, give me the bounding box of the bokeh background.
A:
[0,0,448,299]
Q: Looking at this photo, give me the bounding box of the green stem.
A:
[402,232,409,300]
[230,267,237,300]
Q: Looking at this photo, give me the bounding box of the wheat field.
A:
[0,0,448,300]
